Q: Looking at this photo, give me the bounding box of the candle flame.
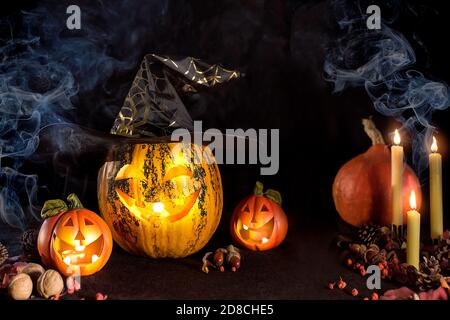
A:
[153,202,164,213]
[431,136,438,153]
[63,256,71,265]
[262,237,269,244]
[91,254,99,263]
[409,190,417,210]
[393,129,401,145]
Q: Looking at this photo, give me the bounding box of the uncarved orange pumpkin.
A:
[37,194,113,277]
[231,182,288,251]
[333,119,422,227]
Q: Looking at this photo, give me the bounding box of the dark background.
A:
[1,0,449,299]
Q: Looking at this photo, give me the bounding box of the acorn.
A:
[213,248,227,272]
[349,243,361,254]
[226,245,241,272]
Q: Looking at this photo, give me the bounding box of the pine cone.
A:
[390,224,407,248]
[21,229,39,258]
[417,256,442,291]
[358,224,384,245]
[435,244,449,261]
[0,242,8,266]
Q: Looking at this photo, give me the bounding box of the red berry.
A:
[328,283,335,290]
[363,297,369,300]
[338,278,347,289]
[66,276,81,294]
[360,267,367,276]
[371,292,379,300]
[351,288,359,296]
[96,293,108,300]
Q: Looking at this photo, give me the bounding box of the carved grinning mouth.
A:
[237,218,274,244]
[115,189,199,222]
[53,234,104,266]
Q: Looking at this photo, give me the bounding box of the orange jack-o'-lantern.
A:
[37,194,113,277]
[97,143,223,258]
[230,182,288,251]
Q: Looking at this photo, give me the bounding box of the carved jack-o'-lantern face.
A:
[231,182,288,251]
[38,194,113,277]
[114,161,200,223]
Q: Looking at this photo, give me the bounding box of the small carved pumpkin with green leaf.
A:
[37,194,113,277]
[230,182,288,251]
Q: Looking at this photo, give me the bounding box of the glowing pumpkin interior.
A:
[113,144,203,223]
[235,199,275,244]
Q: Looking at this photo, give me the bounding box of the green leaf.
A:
[41,199,68,219]
[264,189,282,206]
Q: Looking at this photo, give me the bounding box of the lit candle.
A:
[391,129,404,226]
[429,136,443,240]
[407,191,420,269]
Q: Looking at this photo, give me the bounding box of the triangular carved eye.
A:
[261,204,269,212]
[85,219,94,226]
[65,219,74,227]
[243,204,250,213]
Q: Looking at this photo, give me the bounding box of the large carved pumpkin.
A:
[333,119,422,227]
[97,142,223,258]
[37,194,113,277]
[231,182,288,251]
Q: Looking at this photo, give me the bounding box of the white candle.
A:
[391,129,404,226]
[407,191,420,269]
[430,136,443,240]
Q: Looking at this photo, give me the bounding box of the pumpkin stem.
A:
[254,181,264,196]
[67,193,84,209]
[362,118,385,145]
[41,199,69,219]
[253,181,282,206]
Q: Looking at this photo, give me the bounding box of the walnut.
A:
[21,263,45,287]
[37,269,64,299]
[8,273,33,300]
